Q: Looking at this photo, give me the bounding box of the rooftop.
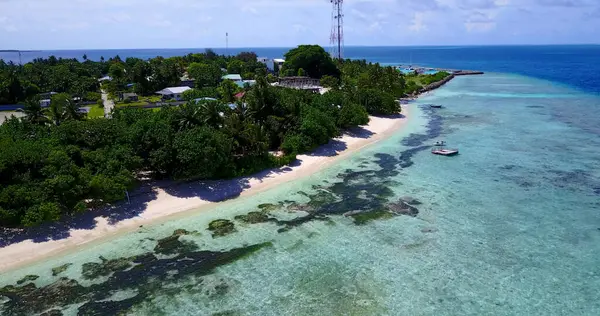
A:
[156,86,192,95]
[222,74,243,81]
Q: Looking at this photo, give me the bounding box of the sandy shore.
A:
[0,107,410,273]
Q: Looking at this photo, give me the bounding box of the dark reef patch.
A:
[16,275,39,285]
[0,242,273,315]
[51,263,72,276]
[234,211,275,224]
[154,229,198,255]
[82,256,134,280]
[208,220,236,237]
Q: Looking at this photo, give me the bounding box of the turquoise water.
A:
[2,73,600,315]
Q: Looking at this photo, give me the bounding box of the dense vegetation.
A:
[0,45,451,228]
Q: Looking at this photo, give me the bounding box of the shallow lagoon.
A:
[2,73,600,316]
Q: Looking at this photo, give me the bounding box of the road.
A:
[101,90,115,117]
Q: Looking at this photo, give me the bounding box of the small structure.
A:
[234,91,246,100]
[40,99,51,107]
[119,92,139,102]
[274,77,322,93]
[179,73,195,88]
[38,92,57,107]
[98,75,112,82]
[39,92,57,99]
[193,97,218,103]
[156,86,192,101]
[273,58,285,70]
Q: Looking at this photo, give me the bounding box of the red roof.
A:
[235,91,246,99]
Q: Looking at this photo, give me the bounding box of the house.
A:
[193,97,218,103]
[156,86,192,101]
[98,75,112,82]
[179,73,195,88]
[222,74,243,82]
[258,57,275,72]
[40,99,51,107]
[39,92,57,99]
[223,74,254,88]
[234,91,246,100]
[273,58,285,70]
[119,92,139,102]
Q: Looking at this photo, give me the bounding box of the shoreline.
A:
[0,107,413,274]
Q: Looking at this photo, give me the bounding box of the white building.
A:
[257,58,285,72]
[156,86,192,101]
[258,57,275,72]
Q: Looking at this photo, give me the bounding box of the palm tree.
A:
[22,97,49,125]
[47,93,82,125]
[177,101,204,131]
[198,100,224,129]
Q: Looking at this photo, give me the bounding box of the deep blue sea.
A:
[1,46,600,315]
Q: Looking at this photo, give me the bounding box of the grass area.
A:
[88,105,105,118]
[115,95,163,108]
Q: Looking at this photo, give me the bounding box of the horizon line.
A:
[1,43,599,52]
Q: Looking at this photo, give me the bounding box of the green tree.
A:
[281,45,340,79]
[22,97,50,126]
[172,127,233,180]
[297,68,306,77]
[227,60,244,74]
[320,75,340,89]
[188,63,223,88]
[218,80,240,103]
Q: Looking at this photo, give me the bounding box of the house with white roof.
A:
[156,86,192,101]
[222,74,243,82]
[257,58,285,72]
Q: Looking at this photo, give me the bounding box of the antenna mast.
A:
[226,32,229,56]
[329,0,344,60]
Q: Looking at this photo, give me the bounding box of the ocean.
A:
[1,46,600,315]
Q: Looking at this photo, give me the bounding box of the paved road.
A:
[0,111,24,124]
[101,90,114,117]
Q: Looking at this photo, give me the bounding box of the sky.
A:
[0,0,599,49]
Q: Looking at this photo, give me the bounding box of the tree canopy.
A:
[281,45,340,79]
[0,45,454,229]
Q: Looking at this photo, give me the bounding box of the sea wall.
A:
[420,74,456,94]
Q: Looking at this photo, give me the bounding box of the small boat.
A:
[434,141,446,146]
[429,104,443,109]
[432,148,459,156]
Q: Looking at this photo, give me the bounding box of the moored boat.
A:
[432,148,459,156]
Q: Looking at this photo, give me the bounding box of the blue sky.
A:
[1,0,599,49]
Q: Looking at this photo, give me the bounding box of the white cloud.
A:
[0,0,598,48]
[409,12,428,32]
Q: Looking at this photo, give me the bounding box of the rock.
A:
[234,212,272,224]
[400,196,422,205]
[349,210,394,225]
[51,263,72,276]
[208,219,236,237]
[154,229,198,255]
[82,256,133,280]
[387,201,419,217]
[343,210,364,217]
[257,203,279,212]
[16,275,39,285]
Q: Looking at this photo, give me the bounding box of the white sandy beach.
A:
[0,108,410,273]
